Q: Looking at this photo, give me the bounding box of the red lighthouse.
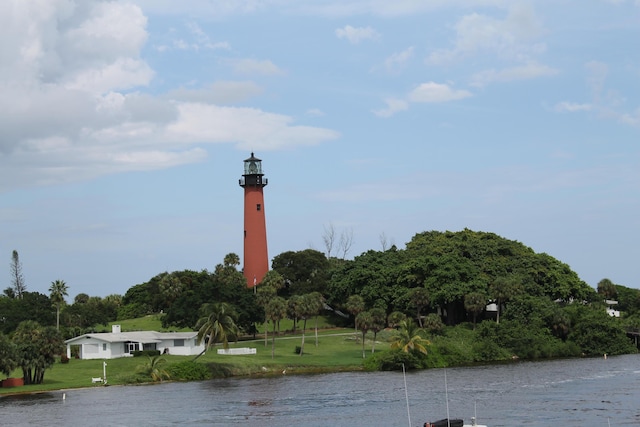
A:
[239,153,269,288]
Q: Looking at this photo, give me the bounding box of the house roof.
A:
[65,331,198,345]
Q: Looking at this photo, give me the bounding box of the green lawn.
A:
[105,314,191,332]
[1,327,391,395]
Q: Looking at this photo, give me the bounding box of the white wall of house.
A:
[67,338,112,360]
[67,336,204,359]
[159,338,204,356]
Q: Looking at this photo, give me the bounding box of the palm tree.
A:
[49,280,68,330]
[490,275,522,324]
[368,307,386,353]
[355,311,373,358]
[137,355,170,382]
[265,296,287,359]
[223,253,241,268]
[597,278,617,300]
[346,295,365,331]
[298,293,322,356]
[387,311,407,328]
[423,313,445,336]
[256,285,277,346]
[158,273,183,309]
[307,292,324,347]
[390,318,429,355]
[195,302,240,352]
[287,294,304,334]
[464,291,486,329]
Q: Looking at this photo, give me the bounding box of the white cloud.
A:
[166,103,339,151]
[408,82,472,103]
[373,98,409,118]
[427,4,546,65]
[0,0,338,192]
[554,102,593,113]
[335,25,380,44]
[155,22,231,52]
[470,62,558,87]
[619,109,640,126]
[306,108,325,117]
[373,82,472,117]
[383,47,414,73]
[555,61,640,128]
[165,81,263,104]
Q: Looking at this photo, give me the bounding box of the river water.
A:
[1,354,638,426]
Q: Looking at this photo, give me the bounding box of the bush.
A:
[132,350,161,357]
[294,346,302,354]
[364,349,427,371]
[60,354,70,364]
[167,361,211,381]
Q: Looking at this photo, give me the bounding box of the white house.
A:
[65,325,205,360]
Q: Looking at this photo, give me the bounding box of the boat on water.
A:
[422,417,487,427]
[423,419,464,427]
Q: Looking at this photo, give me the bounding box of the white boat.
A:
[464,416,488,427]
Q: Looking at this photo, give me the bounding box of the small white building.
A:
[605,299,620,317]
[65,325,205,360]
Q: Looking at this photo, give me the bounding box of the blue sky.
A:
[1,0,638,299]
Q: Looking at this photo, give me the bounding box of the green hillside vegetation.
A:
[2,229,639,392]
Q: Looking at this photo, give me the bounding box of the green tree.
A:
[260,269,286,290]
[195,302,240,352]
[74,293,90,304]
[0,333,18,377]
[355,311,373,358]
[490,275,522,324]
[158,273,184,310]
[13,321,64,385]
[49,279,68,331]
[423,313,445,336]
[265,296,287,359]
[464,291,486,329]
[597,278,617,300]
[390,318,429,355]
[10,250,26,299]
[0,292,56,334]
[223,253,241,268]
[409,287,430,327]
[271,249,330,296]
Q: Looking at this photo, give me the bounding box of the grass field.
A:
[1,316,391,396]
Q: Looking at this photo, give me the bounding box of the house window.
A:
[126,342,138,353]
[103,343,107,351]
[256,204,261,211]
[174,339,184,347]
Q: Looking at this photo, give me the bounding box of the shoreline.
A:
[0,363,367,398]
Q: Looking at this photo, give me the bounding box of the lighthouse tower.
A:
[239,153,269,288]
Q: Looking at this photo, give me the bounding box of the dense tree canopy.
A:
[2,229,636,366]
[271,249,330,296]
[327,229,599,326]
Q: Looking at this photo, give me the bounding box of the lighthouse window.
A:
[257,204,261,211]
